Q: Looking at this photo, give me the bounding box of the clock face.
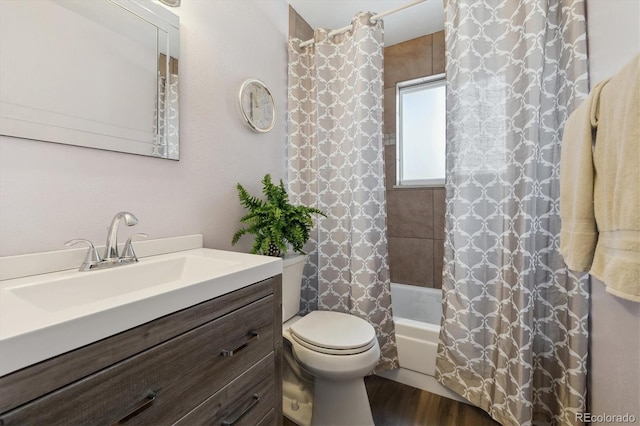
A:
[240,80,275,132]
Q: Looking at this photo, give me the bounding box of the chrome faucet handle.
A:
[121,233,148,263]
[65,239,102,272]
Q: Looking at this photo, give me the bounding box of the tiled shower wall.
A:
[288,6,446,289]
[383,32,446,289]
[288,5,313,41]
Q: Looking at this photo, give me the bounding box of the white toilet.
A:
[282,255,380,426]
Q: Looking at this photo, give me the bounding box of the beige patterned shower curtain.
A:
[287,12,398,372]
[436,1,590,425]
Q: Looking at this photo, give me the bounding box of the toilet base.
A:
[311,377,374,426]
[283,392,313,426]
[283,337,314,426]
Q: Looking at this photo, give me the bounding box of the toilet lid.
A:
[288,311,376,354]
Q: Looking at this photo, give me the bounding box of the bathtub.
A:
[377,283,467,403]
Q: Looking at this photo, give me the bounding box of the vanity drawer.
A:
[176,353,275,425]
[257,409,276,426]
[0,278,275,414]
[0,296,274,425]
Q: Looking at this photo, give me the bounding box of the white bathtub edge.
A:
[386,283,469,405]
[394,317,440,340]
[376,367,469,405]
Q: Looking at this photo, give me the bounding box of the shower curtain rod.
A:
[298,0,428,48]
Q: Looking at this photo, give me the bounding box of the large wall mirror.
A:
[0,0,180,160]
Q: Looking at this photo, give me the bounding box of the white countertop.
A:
[0,237,282,376]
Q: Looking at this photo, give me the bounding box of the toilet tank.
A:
[282,254,306,322]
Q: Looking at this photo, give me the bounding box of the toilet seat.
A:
[290,333,376,355]
[288,311,377,355]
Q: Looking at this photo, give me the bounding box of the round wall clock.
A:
[239,79,276,133]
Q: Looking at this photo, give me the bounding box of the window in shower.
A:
[396,74,446,187]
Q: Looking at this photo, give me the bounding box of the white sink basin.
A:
[0,246,282,376]
[8,255,239,312]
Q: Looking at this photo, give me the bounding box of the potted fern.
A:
[231,174,325,257]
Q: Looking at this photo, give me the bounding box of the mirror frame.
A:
[0,0,180,160]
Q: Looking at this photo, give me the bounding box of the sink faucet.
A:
[65,212,147,271]
[103,211,139,262]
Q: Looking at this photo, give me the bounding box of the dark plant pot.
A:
[267,243,281,257]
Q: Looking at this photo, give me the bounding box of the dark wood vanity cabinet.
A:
[0,276,283,425]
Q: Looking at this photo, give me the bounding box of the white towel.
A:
[560,55,640,302]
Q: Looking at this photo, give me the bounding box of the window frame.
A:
[395,73,446,188]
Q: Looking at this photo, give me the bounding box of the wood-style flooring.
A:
[283,375,500,426]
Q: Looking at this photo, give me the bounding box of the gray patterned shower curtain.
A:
[435,1,590,425]
[287,12,398,372]
[152,73,179,159]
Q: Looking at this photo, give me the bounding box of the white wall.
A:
[586,0,640,422]
[587,0,640,84]
[0,0,289,257]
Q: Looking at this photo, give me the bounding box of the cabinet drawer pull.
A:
[110,391,156,425]
[221,331,259,357]
[221,394,260,425]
